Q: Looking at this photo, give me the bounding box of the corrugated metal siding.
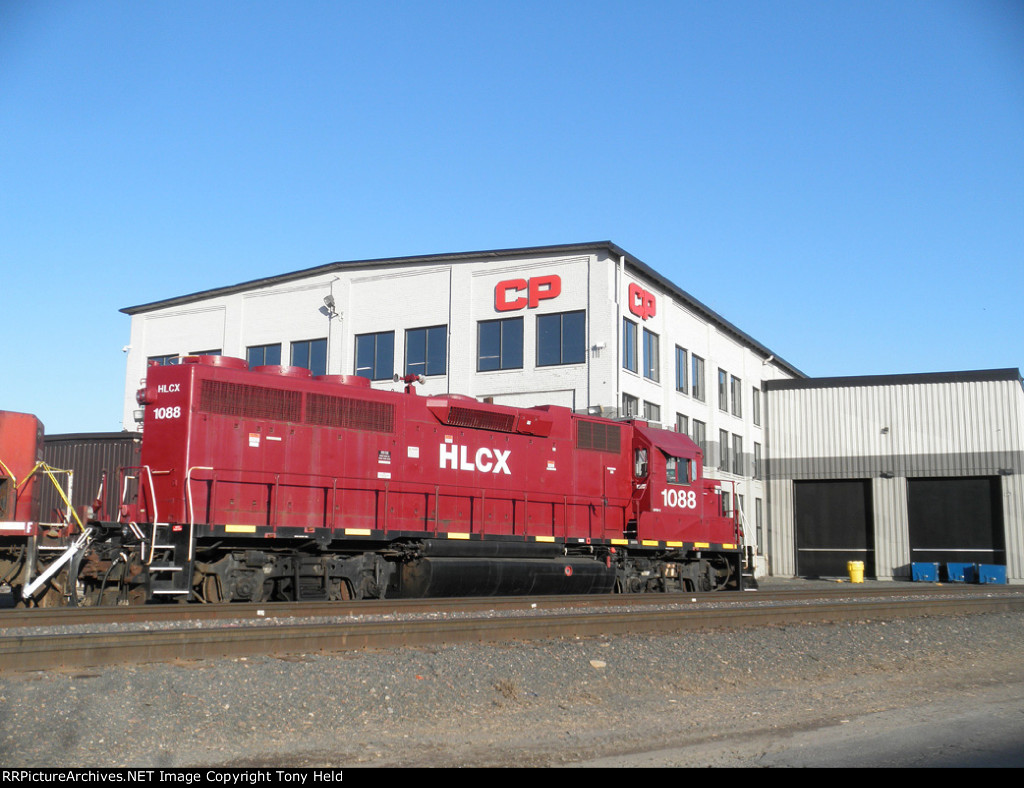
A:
[1004,473,1024,581]
[769,380,1023,479]
[872,476,910,579]
[40,433,142,522]
[768,478,795,576]
[767,376,1024,581]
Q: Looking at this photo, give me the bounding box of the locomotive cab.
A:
[630,423,715,544]
[621,421,744,592]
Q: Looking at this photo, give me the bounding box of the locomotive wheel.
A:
[201,572,225,604]
[333,578,353,601]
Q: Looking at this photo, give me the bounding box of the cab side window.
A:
[634,448,649,478]
[666,456,692,485]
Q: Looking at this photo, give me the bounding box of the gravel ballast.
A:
[1,589,1022,767]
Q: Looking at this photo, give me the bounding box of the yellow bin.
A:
[848,561,865,583]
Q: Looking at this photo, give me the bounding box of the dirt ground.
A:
[2,610,1021,768]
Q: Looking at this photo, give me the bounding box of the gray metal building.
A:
[765,370,1024,582]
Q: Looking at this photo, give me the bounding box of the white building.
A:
[121,241,801,571]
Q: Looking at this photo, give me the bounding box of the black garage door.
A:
[794,480,875,578]
[907,476,1005,566]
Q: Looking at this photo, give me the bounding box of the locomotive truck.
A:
[1,355,753,605]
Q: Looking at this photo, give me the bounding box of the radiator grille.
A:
[446,406,516,433]
[305,393,395,433]
[576,420,622,453]
[200,380,302,422]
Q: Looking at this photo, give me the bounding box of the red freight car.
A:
[0,411,44,526]
[0,411,66,604]
[8,356,752,605]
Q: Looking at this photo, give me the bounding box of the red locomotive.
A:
[2,355,752,605]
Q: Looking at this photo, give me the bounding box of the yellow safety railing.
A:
[0,458,85,532]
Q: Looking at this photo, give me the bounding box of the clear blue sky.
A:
[2,1,1022,433]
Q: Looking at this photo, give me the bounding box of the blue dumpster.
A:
[912,562,940,582]
[976,564,1007,584]
[945,562,976,583]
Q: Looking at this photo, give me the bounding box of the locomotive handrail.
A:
[120,473,134,510]
[329,478,338,531]
[176,464,628,540]
[46,466,82,531]
[41,466,75,530]
[119,465,160,563]
[185,466,214,561]
[178,464,629,508]
[0,457,19,490]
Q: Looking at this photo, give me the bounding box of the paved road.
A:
[573,678,1024,767]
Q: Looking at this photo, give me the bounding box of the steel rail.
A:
[2,594,1022,672]
[1,584,1019,630]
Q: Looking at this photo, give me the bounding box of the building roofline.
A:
[120,240,806,379]
[764,368,1023,391]
[610,245,805,378]
[119,242,617,315]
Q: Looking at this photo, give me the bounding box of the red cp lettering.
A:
[495,279,528,311]
[628,283,657,320]
[495,275,562,311]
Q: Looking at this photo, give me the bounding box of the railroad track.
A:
[2,585,1022,672]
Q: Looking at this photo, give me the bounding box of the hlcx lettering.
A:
[440,444,511,475]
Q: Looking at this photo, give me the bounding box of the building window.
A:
[642,329,659,382]
[147,354,179,366]
[291,338,327,377]
[753,387,761,426]
[754,442,762,480]
[622,318,638,373]
[675,346,687,393]
[478,318,523,371]
[537,311,585,367]
[733,434,743,476]
[755,497,763,551]
[622,393,639,418]
[731,376,742,417]
[643,401,661,422]
[355,332,395,380]
[691,419,706,455]
[692,355,705,401]
[718,369,728,411]
[719,429,730,472]
[406,325,447,377]
[246,344,281,368]
[676,413,688,434]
